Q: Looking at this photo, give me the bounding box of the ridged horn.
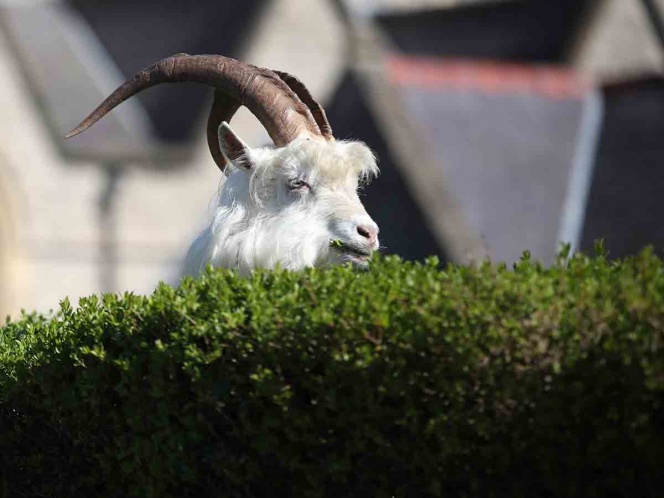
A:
[65,53,325,157]
[274,70,334,141]
[206,90,241,171]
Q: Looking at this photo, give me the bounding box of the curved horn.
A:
[274,70,334,141]
[206,90,241,172]
[65,53,324,149]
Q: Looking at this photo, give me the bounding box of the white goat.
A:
[66,54,380,274]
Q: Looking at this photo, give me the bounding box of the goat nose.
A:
[357,224,378,242]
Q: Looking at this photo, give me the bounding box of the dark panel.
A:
[68,0,266,142]
[325,72,446,262]
[581,79,664,258]
[376,0,592,62]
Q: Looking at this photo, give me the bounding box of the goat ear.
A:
[218,122,253,172]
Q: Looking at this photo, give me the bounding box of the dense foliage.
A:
[1,248,663,497]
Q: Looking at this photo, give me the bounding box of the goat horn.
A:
[273,70,334,141]
[206,90,241,172]
[65,53,325,153]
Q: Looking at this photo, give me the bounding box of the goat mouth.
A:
[330,240,373,266]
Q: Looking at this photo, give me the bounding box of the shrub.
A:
[1,249,663,497]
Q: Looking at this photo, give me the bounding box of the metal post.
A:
[98,163,122,294]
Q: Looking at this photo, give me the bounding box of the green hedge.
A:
[1,249,663,497]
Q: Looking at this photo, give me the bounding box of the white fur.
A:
[182,136,380,276]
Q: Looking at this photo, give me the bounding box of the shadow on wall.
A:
[68,0,267,142]
[375,0,593,60]
[581,78,664,258]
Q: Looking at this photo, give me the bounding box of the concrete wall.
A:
[0,151,24,320]
[0,21,217,317]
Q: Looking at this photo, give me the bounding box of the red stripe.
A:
[387,55,592,100]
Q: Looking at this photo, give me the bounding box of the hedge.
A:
[1,248,663,497]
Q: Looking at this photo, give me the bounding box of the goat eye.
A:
[288,179,310,191]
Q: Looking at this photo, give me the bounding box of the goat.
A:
[66,54,380,275]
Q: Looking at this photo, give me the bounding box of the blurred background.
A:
[0,0,662,317]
